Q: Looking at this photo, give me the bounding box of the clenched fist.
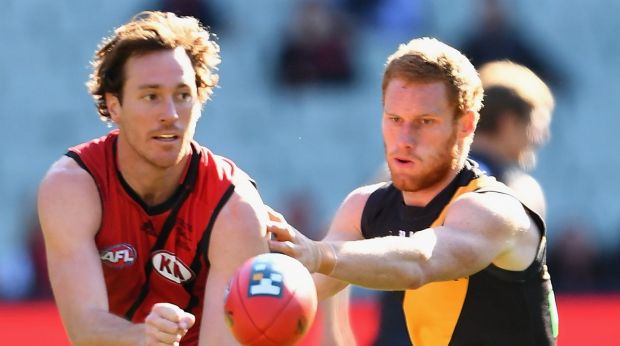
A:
[145,303,195,346]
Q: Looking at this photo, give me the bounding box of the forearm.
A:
[320,288,357,346]
[313,271,349,301]
[50,269,146,345]
[64,308,145,346]
[316,236,427,290]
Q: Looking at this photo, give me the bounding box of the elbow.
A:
[66,324,100,346]
[405,280,423,290]
[70,334,91,346]
[404,271,425,290]
[401,249,430,290]
[63,322,82,345]
[398,233,435,289]
[397,265,426,290]
[399,248,432,289]
[63,317,99,346]
[62,314,95,346]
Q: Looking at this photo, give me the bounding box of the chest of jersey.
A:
[96,186,213,315]
[67,131,239,344]
[361,165,555,345]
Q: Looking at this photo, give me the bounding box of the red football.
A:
[224,253,318,346]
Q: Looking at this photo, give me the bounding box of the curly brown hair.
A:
[87,11,220,121]
[382,37,483,118]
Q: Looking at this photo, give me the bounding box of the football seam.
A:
[260,292,302,345]
[240,274,297,344]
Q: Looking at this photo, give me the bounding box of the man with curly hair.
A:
[38,11,269,345]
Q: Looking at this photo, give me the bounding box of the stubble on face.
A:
[117,48,200,170]
[386,125,460,193]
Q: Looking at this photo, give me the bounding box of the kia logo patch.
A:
[151,251,195,283]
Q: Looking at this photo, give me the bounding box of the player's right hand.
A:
[266,205,338,275]
[145,303,195,346]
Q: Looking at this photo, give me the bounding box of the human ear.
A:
[105,93,121,122]
[459,110,477,137]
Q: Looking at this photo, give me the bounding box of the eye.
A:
[142,93,157,101]
[177,92,194,102]
[419,118,435,126]
[387,115,402,123]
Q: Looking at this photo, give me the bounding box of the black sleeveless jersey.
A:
[361,160,558,345]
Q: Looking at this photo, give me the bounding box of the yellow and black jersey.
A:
[361,160,558,345]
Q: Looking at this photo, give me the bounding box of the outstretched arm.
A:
[270,190,537,291]
[198,177,270,345]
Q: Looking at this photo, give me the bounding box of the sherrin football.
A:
[224,253,318,346]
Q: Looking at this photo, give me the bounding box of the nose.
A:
[159,96,179,124]
[396,125,416,149]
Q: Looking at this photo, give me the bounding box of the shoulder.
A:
[193,145,262,227]
[208,167,268,262]
[199,148,235,176]
[213,172,266,238]
[450,179,544,269]
[341,182,387,213]
[198,147,255,186]
[446,190,531,237]
[327,183,387,241]
[39,156,97,196]
[38,156,102,240]
[68,131,116,156]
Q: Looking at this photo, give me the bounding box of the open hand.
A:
[266,205,335,274]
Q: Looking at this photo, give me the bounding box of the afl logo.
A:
[248,260,283,297]
[100,243,137,268]
[152,251,195,284]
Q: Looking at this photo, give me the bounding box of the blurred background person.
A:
[276,0,355,87]
[157,0,225,33]
[459,0,566,90]
[470,60,554,216]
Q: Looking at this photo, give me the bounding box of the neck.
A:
[116,143,191,207]
[401,166,461,207]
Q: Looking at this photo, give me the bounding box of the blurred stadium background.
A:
[1,0,619,344]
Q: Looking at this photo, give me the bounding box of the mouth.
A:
[152,134,179,142]
[392,156,414,165]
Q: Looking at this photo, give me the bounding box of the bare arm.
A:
[313,186,378,346]
[314,185,378,300]
[198,178,270,346]
[319,287,357,346]
[38,157,145,346]
[270,190,537,291]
